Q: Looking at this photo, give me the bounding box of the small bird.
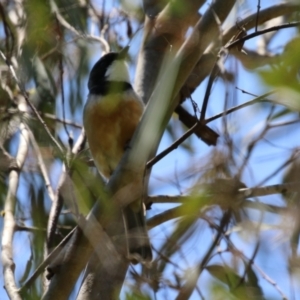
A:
[83,47,152,262]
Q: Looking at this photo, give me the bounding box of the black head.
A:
[88,47,130,92]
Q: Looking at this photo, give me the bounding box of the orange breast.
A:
[83,93,144,178]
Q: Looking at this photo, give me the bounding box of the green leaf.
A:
[245,265,264,298]
[260,37,300,112]
[206,264,242,288]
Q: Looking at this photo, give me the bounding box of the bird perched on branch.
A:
[83,47,152,263]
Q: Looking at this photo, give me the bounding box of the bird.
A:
[83,47,152,263]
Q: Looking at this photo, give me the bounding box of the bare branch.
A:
[227,21,300,50]
[1,123,29,300]
[175,106,219,145]
[147,91,274,168]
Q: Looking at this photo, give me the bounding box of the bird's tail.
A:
[123,204,152,264]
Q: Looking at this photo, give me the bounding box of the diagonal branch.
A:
[226,21,300,50]
[147,91,274,168]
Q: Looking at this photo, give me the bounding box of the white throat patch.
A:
[105,60,130,82]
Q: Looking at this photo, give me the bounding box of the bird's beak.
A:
[119,46,130,59]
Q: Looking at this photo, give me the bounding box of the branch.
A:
[15,224,47,232]
[226,21,300,50]
[175,3,300,116]
[1,123,29,300]
[200,61,220,121]
[147,91,274,168]
[135,0,206,104]
[239,182,299,199]
[205,91,275,123]
[255,0,261,32]
[252,262,288,299]
[175,106,219,145]
[223,3,300,45]
[146,181,299,227]
[147,182,299,203]
[147,195,284,215]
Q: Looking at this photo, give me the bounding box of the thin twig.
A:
[200,61,220,121]
[40,112,82,128]
[146,121,200,168]
[0,50,65,157]
[269,119,300,128]
[227,21,300,49]
[237,239,260,288]
[255,0,261,32]
[252,262,288,300]
[205,91,275,124]
[147,91,274,168]
[200,8,224,121]
[15,224,47,232]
